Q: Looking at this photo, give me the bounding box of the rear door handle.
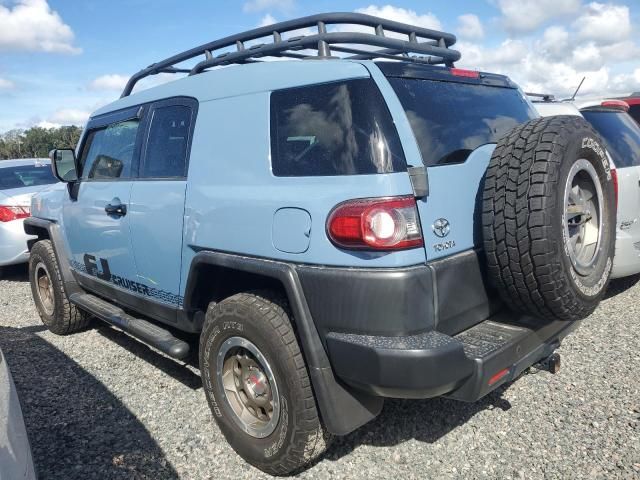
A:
[105,203,127,217]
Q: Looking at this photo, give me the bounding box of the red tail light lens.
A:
[450,68,480,78]
[327,196,423,250]
[601,100,629,112]
[0,206,30,222]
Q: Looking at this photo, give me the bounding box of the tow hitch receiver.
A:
[534,352,561,374]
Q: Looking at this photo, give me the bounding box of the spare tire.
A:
[482,115,616,322]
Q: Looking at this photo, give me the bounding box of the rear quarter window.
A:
[387,78,537,167]
[628,105,640,125]
[270,79,406,177]
[581,110,640,168]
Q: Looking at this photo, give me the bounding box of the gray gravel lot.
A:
[1,264,639,479]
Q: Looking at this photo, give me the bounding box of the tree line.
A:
[0,126,82,160]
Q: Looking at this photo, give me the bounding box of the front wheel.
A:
[199,291,331,475]
[29,240,90,334]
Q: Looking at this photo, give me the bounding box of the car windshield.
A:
[387,78,537,167]
[581,110,640,168]
[0,163,57,190]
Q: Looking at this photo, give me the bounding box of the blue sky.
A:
[0,0,639,132]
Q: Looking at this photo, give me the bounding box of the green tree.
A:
[0,126,82,160]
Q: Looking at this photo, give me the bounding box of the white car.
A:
[533,98,640,279]
[0,346,37,480]
[0,158,58,275]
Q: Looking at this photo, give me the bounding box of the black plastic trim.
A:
[326,330,474,398]
[184,250,383,436]
[297,263,436,339]
[23,217,82,297]
[327,313,580,400]
[376,61,518,88]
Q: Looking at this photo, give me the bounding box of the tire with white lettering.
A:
[483,116,616,321]
[29,240,90,334]
[199,291,331,475]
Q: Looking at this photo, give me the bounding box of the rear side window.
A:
[270,79,406,177]
[581,110,640,168]
[80,120,140,179]
[387,78,537,167]
[628,105,640,125]
[0,164,57,190]
[141,105,192,178]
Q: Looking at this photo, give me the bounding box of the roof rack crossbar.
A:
[526,92,557,102]
[121,12,460,97]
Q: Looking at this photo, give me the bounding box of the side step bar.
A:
[69,292,190,360]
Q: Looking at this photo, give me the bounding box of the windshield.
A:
[387,78,537,167]
[0,163,57,190]
[581,110,640,168]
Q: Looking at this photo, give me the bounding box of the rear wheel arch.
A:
[185,262,287,317]
[183,251,384,436]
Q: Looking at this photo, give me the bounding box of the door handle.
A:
[105,203,127,217]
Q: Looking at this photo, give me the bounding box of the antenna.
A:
[566,77,586,102]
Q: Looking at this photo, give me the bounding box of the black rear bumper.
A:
[326,312,580,401]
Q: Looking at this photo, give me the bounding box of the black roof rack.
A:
[526,92,557,103]
[121,12,460,98]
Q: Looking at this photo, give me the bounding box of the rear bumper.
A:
[326,313,580,400]
[0,219,32,266]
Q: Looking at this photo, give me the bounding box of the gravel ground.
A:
[1,264,639,480]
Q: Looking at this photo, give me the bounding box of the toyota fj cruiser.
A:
[25,13,616,475]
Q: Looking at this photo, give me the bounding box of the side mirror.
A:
[49,149,78,183]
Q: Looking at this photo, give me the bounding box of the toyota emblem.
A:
[432,218,450,238]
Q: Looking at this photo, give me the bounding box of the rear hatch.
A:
[377,62,538,261]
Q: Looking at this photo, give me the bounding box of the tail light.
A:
[450,68,480,78]
[327,196,423,250]
[0,206,30,222]
[601,100,629,112]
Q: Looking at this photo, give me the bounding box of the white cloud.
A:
[36,120,63,129]
[87,74,129,91]
[48,108,91,125]
[496,0,581,33]
[259,13,277,27]
[0,0,80,54]
[243,0,293,13]
[0,77,14,89]
[611,68,640,94]
[538,26,570,60]
[571,42,606,70]
[457,14,484,40]
[458,39,528,71]
[355,5,442,32]
[573,2,631,45]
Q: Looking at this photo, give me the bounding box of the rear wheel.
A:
[29,240,90,334]
[483,116,616,321]
[199,291,330,475]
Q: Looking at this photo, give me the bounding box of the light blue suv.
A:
[25,13,617,475]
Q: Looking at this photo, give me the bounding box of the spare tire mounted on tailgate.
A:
[483,115,616,322]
